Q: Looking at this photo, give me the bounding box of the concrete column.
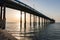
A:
[44,18,45,27]
[47,19,48,24]
[35,16,37,31]
[37,16,38,31]
[36,16,38,31]
[47,20,49,24]
[46,19,47,25]
[0,6,2,28]
[2,5,6,29]
[24,12,26,33]
[33,15,35,32]
[47,20,48,24]
[40,18,41,30]
[38,16,40,31]
[30,14,31,31]
[43,18,45,29]
[44,18,46,27]
[45,19,46,26]
[20,11,22,32]
[43,18,44,27]
[42,18,43,28]
[48,20,50,24]
[37,16,39,31]
[35,16,36,32]
[0,6,2,19]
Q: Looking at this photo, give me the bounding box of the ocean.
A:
[5,22,60,40]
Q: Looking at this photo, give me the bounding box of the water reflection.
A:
[6,23,32,40]
[6,22,20,31]
[6,22,45,40]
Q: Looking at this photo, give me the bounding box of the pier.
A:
[0,0,55,40]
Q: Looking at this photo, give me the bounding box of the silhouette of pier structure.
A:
[0,0,55,40]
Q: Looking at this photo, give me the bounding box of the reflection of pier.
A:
[0,0,55,40]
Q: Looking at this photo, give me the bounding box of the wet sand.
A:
[0,29,17,40]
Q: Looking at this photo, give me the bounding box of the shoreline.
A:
[0,29,17,40]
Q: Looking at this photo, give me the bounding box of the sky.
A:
[18,0,60,22]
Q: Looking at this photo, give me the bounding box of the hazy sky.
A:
[18,0,60,22]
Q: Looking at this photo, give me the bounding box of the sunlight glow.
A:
[15,13,20,20]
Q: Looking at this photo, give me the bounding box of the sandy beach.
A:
[0,29,17,40]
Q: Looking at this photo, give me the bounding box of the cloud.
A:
[24,0,29,1]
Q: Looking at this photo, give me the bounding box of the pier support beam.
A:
[35,16,36,32]
[20,11,22,32]
[38,17,40,31]
[33,15,35,32]
[0,6,2,28]
[30,14,31,31]
[44,18,45,27]
[43,18,45,29]
[46,19,47,25]
[24,12,26,33]
[42,18,43,29]
[35,16,37,31]
[44,18,47,27]
[37,16,39,31]
[0,4,6,29]
[36,16,38,31]
[2,5,6,29]
[43,18,44,27]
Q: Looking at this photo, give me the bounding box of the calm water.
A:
[37,23,60,40]
[5,23,60,40]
